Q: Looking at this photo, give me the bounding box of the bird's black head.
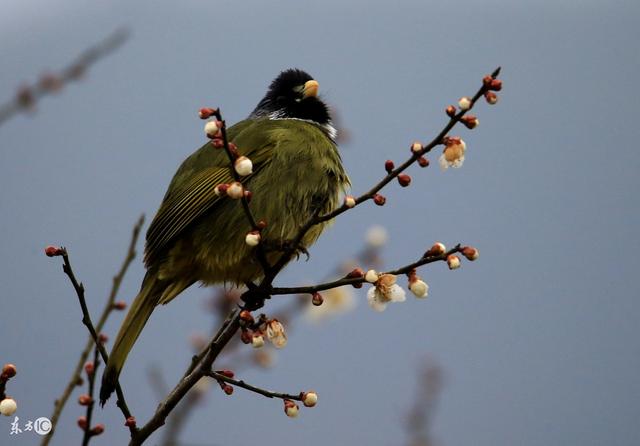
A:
[250,69,333,130]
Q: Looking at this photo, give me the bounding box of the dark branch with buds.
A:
[46,68,502,444]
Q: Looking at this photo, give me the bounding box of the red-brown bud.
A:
[223,385,234,395]
[98,333,109,344]
[489,79,502,91]
[1,364,17,379]
[125,417,137,428]
[240,330,253,344]
[84,362,95,376]
[461,246,479,261]
[311,292,323,306]
[347,267,365,279]
[384,160,395,173]
[90,424,105,436]
[484,91,498,105]
[45,245,63,257]
[397,174,411,187]
[257,220,268,229]
[211,138,224,148]
[77,416,88,430]
[418,156,429,168]
[78,394,92,406]
[113,300,127,310]
[482,75,493,87]
[461,115,479,129]
[218,369,235,378]
[198,107,216,119]
[228,142,239,158]
[446,105,457,117]
[243,190,252,202]
[216,183,229,194]
[373,194,386,206]
[240,310,254,324]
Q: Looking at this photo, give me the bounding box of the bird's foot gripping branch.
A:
[45,67,502,445]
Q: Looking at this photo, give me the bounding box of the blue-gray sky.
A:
[1,0,639,445]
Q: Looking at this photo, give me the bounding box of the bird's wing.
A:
[143,120,273,267]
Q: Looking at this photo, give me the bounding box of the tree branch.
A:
[0,28,130,128]
[44,214,144,444]
[207,371,303,402]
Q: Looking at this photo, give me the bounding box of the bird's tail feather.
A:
[99,272,162,405]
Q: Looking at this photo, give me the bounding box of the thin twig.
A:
[213,110,272,274]
[207,372,303,401]
[0,28,130,127]
[81,347,101,446]
[271,245,463,295]
[59,249,137,435]
[44,214,144,445]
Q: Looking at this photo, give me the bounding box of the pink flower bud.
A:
[0,398,17,416]
[244,190,252,202]
[458,97,472,111]
[302,391,318,407]
[365,270,379,283]
[446,105,457,117]
[425,242,446,257]
[77,416,88,430]
[311,292,323,306]
[223,385,234,395]
[78,394,92,406]
[1,364,17,379]
[226,182,244,199]
[284,399,299,418]
[373,194,386,206]
[397,174,411,187]
[113,300,127,310]
[239,310,254,324]
[447,254,461,270]
[240,330,253,344]
[385,160,395,173]
[484,91,498,104]
[418,156,429,168]
[219,370,235,378]
[84,362,95,376]
[199,107,216,119]
[489,79,503,91]
[257,220,268,229]
[461,115,479,129]
[125,417,136,428]
[234,156,253,176]
[214,183,228,196]
[204,120,220,138]
[461,246,479,261]
[344,195,356,208]
[90,424,105,435]
[44,245,63,257]
[211,138,224,148]
[98,333,109,344]
[245,231,261,247]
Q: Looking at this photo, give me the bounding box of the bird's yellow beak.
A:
[302,80,319,98]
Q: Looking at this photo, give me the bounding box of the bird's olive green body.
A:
[101,117,348,401]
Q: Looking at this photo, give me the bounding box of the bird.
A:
[100,68,350,404]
